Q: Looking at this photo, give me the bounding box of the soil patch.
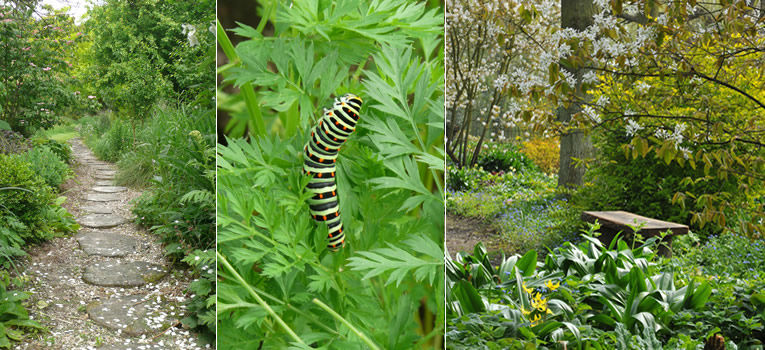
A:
[446,214,511,265]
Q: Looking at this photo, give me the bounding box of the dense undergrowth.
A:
[1,0,215,346]
[447,224,765,348]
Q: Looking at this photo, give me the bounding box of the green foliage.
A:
[0,272,43,348]
[90,118,132,162]
[31,138,73,164]
[85,0,215,118]
[575,129,741,236]
[0,154,55,242]
[446,225,717,348]
[78,114,112,139]
[0,3,81,136]
[126,106,216,254]
[181,249,216,344]
[218,0,443,139]
[19,145,72,190]
[217,1,444,347]
[476,143,537,174]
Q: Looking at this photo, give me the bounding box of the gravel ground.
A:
[17,138,210,350]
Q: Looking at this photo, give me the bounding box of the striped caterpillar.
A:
[303,93,362,250]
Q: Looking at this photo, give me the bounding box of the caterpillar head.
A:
[341,93,363,111]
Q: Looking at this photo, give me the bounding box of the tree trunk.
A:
[558,0,596,188]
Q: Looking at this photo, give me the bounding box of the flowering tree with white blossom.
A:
[445,0,561,169]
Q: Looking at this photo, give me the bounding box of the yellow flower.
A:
[521,307,530,316]
[531,292,548,313]
[530,313,541,325]
[522,282,534,295]
[545,280,561,291]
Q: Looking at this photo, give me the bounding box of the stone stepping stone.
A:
[95,180,114,186]
[83,261,167,287]
[97,170,117,176]
[95,174,116,180]
[99,345,172,350]
[76,231,137,257]
[86,193,122,202]
[92,186,128,193]
[79,204,112,214]
[86,294,179,337]
[78,214,128,228]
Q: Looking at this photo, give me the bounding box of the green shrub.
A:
[574,129,741,236]
[0,154,55,242]
[32,138,73,164]
[477,143,537,173]
[446,166,486,192]
[0,271,43,345]
[79,114,112,139]
[91,118,132,162]
[20,146,73,190]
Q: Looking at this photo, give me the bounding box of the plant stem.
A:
[216,19,266,137]
[312,298,381,350]
[217,251,306,345]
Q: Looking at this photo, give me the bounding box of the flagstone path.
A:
[19,138,208,350]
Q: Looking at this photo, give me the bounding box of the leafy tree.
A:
[555,0,765,237]
[0,2,80,135]
[85,0,215,119]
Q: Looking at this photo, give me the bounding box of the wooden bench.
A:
[581,211,689,257]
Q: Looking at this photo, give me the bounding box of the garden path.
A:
[446,214,507,264]
[19,138,205,350]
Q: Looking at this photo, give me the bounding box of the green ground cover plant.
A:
[216,1,444,348]
[447,141,579,255]
[19,145,73,190]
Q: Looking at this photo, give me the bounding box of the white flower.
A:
[625,119,643,137]
[582,105,601,123]
[655,129,672,140]
[636,81,651,94]
[181,24,198,47]
[582,70,598,84]
[678,146,691,159]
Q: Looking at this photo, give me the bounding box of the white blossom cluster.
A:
[625,118,643,137]
[655,123,689,156]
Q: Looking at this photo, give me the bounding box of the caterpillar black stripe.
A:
[303,93,362,250]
